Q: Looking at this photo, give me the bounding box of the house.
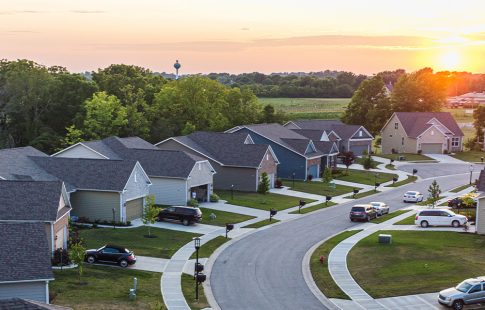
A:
[0,299,71,310]
[53,136,215,205]
[0,222,54,303]
[156,131,279,192]
[476,168,485,235]
[286,129,340,168]
[0,180,71,254]
[225,124,323,180]
[380,112,464,154]
[284,119,374,155]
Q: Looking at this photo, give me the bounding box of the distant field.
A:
[258,97,350,120]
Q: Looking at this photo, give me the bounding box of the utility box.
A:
[378,234,392,244]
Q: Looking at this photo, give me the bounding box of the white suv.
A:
[414,209,467,228]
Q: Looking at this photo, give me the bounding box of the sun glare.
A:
[439,50,461,70]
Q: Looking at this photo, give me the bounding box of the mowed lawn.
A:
[79,226,200,258]
[258,97,350,120]
[217,190,314,211]
[451,151,485,162]
[377,153,433,161]
[51,265,164,310]
[199,207,255,227]
[285,180,358,197]
[334,169,398,186]
[190,236,230,259]
[348,231,485,298]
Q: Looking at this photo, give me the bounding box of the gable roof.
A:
[392,112,464,138]
[314,141,339,154]
[287,119,344,130]
[0,147,56,181]
[290,129,326,142]
[286,120,372,140]
[169,131,274,168]
[477,168,485,193]
[0,180,68,222]
[0,299,72,310]
[0,222,53,283]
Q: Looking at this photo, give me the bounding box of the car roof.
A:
[464,277,485,285]
[405,191,419,194]
[105,244,127,250]
[420,208,449,212]
[353,204,371,207]
[370,202,384,204]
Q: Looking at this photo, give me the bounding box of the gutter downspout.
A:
[45,280,49,304]
[50,223,55,256]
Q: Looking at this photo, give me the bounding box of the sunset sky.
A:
[2,0,485,74]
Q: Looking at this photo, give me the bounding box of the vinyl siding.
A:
[54,214,69,250]
[122,164,151,202]
[478,196,485,235]
[417,127,446,153]
[69,191,120,222]
[381,114,417,154]
[150,177,187,206]
[187,162,213,188]
[55,144,105,159]
[0,281,48,303]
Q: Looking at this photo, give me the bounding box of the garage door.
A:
[421,143,442,154]
[125,198,144,221]
[308,165,319,179]
[349,144,369,156]
[268,174,275,188]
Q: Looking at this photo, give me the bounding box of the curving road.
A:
[210,164,482,310]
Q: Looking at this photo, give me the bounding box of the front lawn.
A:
[394,214,416,225]
[348,231,485,298]
[285,180,358,197]
[217,190,314,211]
[199,207,255,227]
[51,265,164,310]
[377,153,433,161]
[310,230,362,299]
[344,190,379,199]
[385,175,417,187]
[289,202,337,214]
[181,274,208,310]
[334,169,398,186]
[451,151,485,163]
[385,164,396,170]
[190,236,230,259]
[355,157,380,169]
[449,184,473,193]
[370,210,410,224]
[243,218,280,228]
[79,226,200,258]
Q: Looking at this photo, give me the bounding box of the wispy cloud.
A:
[70,10,106,14]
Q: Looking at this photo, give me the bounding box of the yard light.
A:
[225,223,234,238]
[230,184,234,200]
[193,237,202,300]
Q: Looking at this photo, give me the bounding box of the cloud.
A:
[0,10,46,15]
[240,27,250,31]
[70,10,106,14]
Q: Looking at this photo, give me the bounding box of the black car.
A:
[349,204,377,222]
[85,244,136,268]
[157,206,202,226]
[448,198,463,209]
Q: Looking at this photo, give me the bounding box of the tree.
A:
[258,172,270,194]
[341,151,356,175]
[260,104,286,123]
[69,241,86,283]
[472,106,485,148]
[322,167,333,184]
[427,180,441,208]
[142,195,159,238]
[362,154,374,170]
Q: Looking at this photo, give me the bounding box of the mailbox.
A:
[196,273,207,283]
[353,189,360,194]
[412,168,418,175]
[326,196,332,202]
[299,200,306,207]
[270,209,277,216]
[226,223,234,231]
[195,263,204,273]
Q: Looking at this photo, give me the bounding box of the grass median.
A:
[284,180,357,196]
[190,236,230,259]
[334,169,398,186]
[199,207,255,227]
[289,202,337,214]
[370,210,410,224]
[217,190,314,211]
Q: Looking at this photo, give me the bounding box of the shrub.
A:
[443,149,449,154]
[417,149,422,154]
[362,155,374,170]
[307,174,313,181]
[258,172,270,194]
[210,193,219,202]
[331,167,341,175]
[51,248,71,266]
[187,198,199,207]
[275,178,283,188]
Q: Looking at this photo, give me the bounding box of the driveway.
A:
[209,166,471,310]
[425,154,468,164]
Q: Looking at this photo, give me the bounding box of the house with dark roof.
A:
[53,136,215,205]
[380,112,464,154]
[156,131,279,192]
[476,168,485,235]
[0,298,71,309]
[0,180,71,254]
[225,124,323,180]
[284,119,374,155]
[0,222,54,303]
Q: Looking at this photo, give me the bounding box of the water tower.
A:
[174,60,181,80]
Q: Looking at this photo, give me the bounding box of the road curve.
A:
[210,165,474,310]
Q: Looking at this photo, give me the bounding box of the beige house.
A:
[381,112,464,154]
[477,169,485,235]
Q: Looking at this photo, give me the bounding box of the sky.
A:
[2,0,485,74]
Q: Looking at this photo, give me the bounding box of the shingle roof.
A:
[0,222,53,282]
[0,298,72,310]
[173,131,271,167]
[290,129,324,141]
[116,136,159,150]
[0,180,66,222]
[290,120,344,130]
[394,112,464,138]
[29,156,137,192]
[288,120,371,141]
[330,124,363,140]
[477,168,485,192]
[314,141,338,154]
[0,147,56,181]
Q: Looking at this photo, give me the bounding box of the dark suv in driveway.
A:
[350,204,377,222]
[85,244,136,268]
[157,206,202,226]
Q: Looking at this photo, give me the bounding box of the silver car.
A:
[370,202,389,216]
[438,277,485,309]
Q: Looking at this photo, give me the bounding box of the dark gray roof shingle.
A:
[290,120,344,130]
[0,222,53,282]
[394,112,464,138]
[0,298,72,310]
[290,129,325,141]
[0,147,56,181]
[313,141,338,154]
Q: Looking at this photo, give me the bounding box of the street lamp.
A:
[469,165,473,185]
[193,237,205,301]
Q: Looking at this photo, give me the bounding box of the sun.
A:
[439,50,461,70]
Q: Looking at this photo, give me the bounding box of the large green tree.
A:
[473,105,485,146]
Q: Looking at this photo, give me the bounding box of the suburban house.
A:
[156,131,279,191]
[226,124,323,180]
[286,129,340,167]
[0,222,54,303]
[53,136,215,205]
[380,112,464,154]
[284,119,374,155]
[477,168,485,235]
[0,180,71,254]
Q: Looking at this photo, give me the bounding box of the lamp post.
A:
[469,165,473,185]
[193,237,202,300]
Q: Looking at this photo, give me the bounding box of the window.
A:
[266,154,269,160]
[134,172,137,183]
[431,130,434,136]
[452,137,460,147]
[394,123,398,129]
[102,247,119,254]
[401,137,404,146]
[359,130,363,137]
[469,285,481,293]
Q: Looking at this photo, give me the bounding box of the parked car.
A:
[85,244,136,268]
[414,209,467,228]
[157,206,202,226]
[350,204,377,222]
[370,202,389,216]
[403,191,424,203]
[438,277,485,309]
[448,197,463,209]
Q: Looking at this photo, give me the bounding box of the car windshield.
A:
[456,281,473,293]
[371,203,380,206]
[405,191,416,195]
[351,207,365,212]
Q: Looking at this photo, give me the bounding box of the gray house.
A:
[0,222,54,303]
[284,119,374,155]
[156,131,279,192]
[0,180,71,254]
[53,136,215,205]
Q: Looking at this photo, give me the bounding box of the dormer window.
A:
[359,131,362,137]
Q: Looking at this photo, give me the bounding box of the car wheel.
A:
[453,300,464,310]
[420,221,429,228]
[182,219,189,226]
[119,259,128,268]
[86,255,96,264]
[452,220,460,228]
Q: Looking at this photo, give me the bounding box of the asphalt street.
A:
[210,164,482,310]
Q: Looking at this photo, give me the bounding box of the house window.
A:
[359,131,362,137]
[394,123,398,129]
[401,137,404,146]
[134,172,138,183]
[431,130,434,136]
[266,154,269,160]
[452,137,460,147]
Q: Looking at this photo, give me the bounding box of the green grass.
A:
[217,190,314,211]
[348,231,485,298]
[344,190,380,199]
[385,175,417,187]
[310,230,362,299]
[385,164,396,170]
[417,196,445,206]
[289,202,337,214]
[394,214,417,225]
[334,169,398,186]
[199,207,255,227]
[355,157,380,169]
[259,97,349,114]
[190,236,230,259]
[181,273,209,310]
[284,179,358,197]
[243,218,280,228]
[370,210,410,224]
[451,151,485,162]
[377,153,433,161]
[444,108,474,123]
[51,265,164,310]
[79,226,200,259]
[449,184,473,193]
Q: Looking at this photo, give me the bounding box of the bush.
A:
[275,178,283,188]
[307,174,313,181]
[417,149,422,154]
[187,198,199,207]
[331,168,342,175]
[362,155,373,170]
[443,149,449,154]
[210,193,219,202]
[51,248,71,266]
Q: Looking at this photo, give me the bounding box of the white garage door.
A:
[421,143,443,154]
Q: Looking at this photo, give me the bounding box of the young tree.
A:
[427,180,441,208]
[142,195,159,238]
[258,172,270,195]
[322,167,333,184]
[362,154,374,170]
[341,152,356,175]
[69,241,86,283]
